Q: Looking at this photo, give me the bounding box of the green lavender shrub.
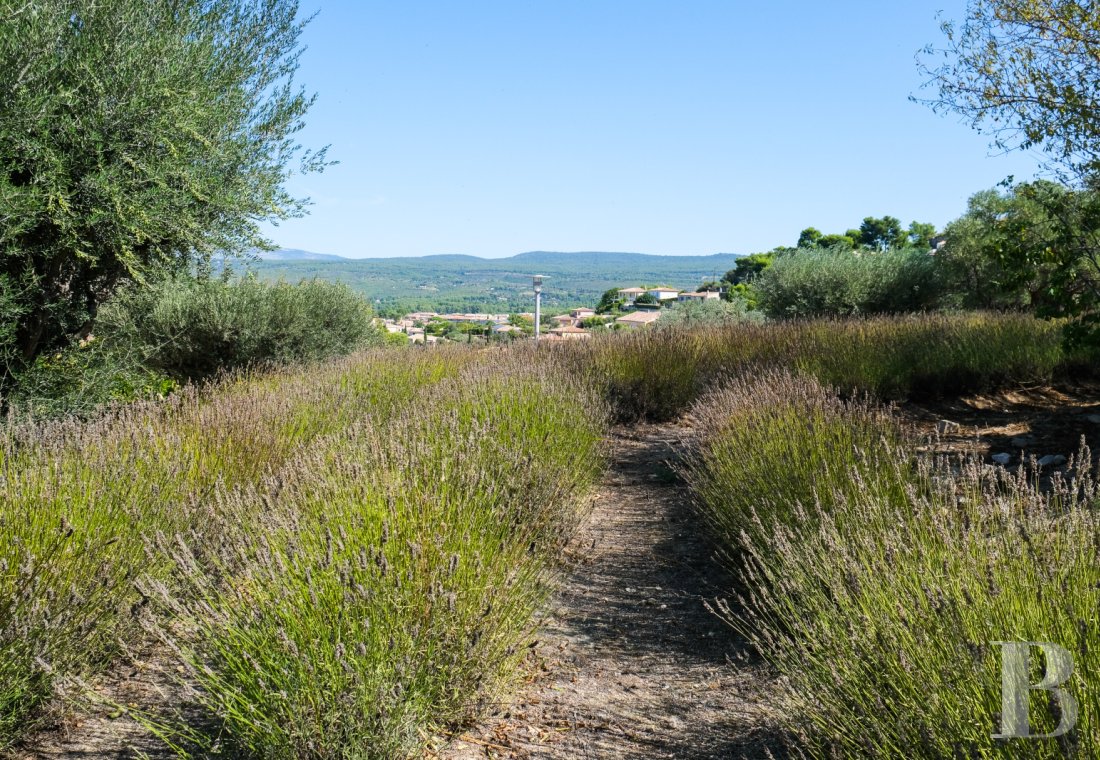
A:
[140,353,606,758]
[682,371,912,553]
[687,372,1100,757]
[0,349,481,749]
[564,312,1065,422]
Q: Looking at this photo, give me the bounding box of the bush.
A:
[563,313,1065,422]
[683,372,911,553]
[756,246,944,318]
[4,339,177,419]
[659,298,762,328]
[0,347,605,756]
[686,373,1100,757]
[95,276,383,382]
[0,276,24,378]
[143,358,605,757]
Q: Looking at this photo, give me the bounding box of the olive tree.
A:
[919,0,1100,177]
[0,0,327,376]
[920,1,1100,348]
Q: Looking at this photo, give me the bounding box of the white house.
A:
[647,287,680,301]
[617,287,647,303]
[677,291,720,302]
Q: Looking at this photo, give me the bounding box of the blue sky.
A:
[262,1,1047,259]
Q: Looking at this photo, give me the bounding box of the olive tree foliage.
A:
[0,0,327,376]
[918,0,1100,178]
[920,1,1100,348]
[943,180,1100,341]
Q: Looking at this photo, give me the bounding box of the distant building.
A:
[549,325,590,340]
[551,314,576,326]
[617,287,647,303]
[647,287,680,301]
[571,307,596,319]
[615,310,663,328]
[677,291,720,302]
[437,313,510,325]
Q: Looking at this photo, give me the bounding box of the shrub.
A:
[659,298,762,328]
[0,276,24,380]
[563,313,1065,422]
[134,352,605,758]
[756,246,945,318]
[95,276,383,382]
[686,373,1100,757]
[0,346,605,756]
[682,372,911,553]
[4,339,177,419]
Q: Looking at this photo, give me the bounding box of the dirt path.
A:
[10,653,192,760]
[441,424,785,759]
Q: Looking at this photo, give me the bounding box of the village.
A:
[378,284,722,343]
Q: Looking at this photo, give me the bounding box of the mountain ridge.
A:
[249,249,745,315]
[262,248,741,264]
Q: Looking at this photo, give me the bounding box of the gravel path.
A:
[441,424,786,759]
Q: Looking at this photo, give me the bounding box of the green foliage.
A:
[858,215,906,250]
[5,339,176,419]
[907,220,937,249]
[0,276,25,382]
[565,313,1064,422]
[723,253,774,285]
[633,292,659,306]
[939,187,1036,310]
[595,287,625,314]
[724,282,760,309]
[382,330,410,347]
[817,232,857,249]
[0,0,326,371]
[921,0,1100,177]
[756,247,944,318]
[94,276,383,382]
[796,227,823,249]
[660,299,761,328]
[792,219,931,253]
[0,348,606,754]
[942,180,1100,348]
[687,373,1100,757]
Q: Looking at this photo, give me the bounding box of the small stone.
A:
[1037,454,1067,467]
[936,419,961,434]
[991,453,1012,465]
[1087,414,1100,424]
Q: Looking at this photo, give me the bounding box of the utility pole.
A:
[532,274,543,344]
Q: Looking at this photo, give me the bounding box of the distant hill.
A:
[248,249,744,316]
[256,248,348,262]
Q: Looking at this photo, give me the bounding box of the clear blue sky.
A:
[262,1,1047,259]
